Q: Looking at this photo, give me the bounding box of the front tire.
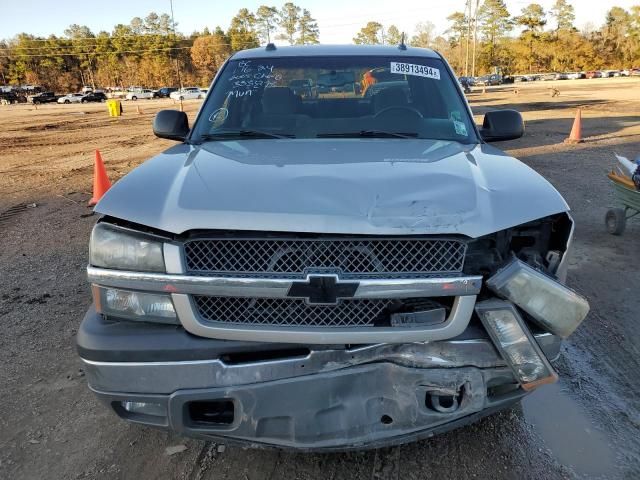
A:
[131,96,137,101]
[605,208,626,235]
[64,100,70,104]
[179,96,184,101]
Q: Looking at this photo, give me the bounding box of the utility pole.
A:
[471,0,480,77]
[464,0,472,77]
[170,0,183,90]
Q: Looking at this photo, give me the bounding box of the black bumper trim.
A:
[92,363,523,451]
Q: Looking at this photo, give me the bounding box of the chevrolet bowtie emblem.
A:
[287,275,359,305]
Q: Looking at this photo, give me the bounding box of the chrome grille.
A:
[184,238,466,278]
[193,296,444,328]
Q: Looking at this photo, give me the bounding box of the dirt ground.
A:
[1,78,639,480]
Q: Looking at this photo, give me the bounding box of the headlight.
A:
[93,286,178,324]
[90,222,165,272]
[475,300,558,390]
[486,258,589,338]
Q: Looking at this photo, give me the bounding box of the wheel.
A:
[198,94,202,99]
[131,96,137,101]
[64,99,70,104]
[100,98,106,103]
[179,96,184,101]
[605,208,626,235]
[81,99,87,103]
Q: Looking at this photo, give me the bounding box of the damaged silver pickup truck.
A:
[78,44,590,450]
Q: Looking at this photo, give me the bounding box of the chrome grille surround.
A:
[184,237,467,278]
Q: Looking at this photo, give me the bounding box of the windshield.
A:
[192,55,477,143]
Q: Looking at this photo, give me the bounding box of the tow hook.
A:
[425,386,464,413]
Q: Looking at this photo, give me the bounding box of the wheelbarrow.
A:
[606,172,640,235]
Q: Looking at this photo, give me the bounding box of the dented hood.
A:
[95,139,569,238]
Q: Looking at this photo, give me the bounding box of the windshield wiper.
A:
[200,129,292,141]
[317,130,418,139]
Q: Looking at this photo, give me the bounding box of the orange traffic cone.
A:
[564,108,584,144]
[88,149,112,206]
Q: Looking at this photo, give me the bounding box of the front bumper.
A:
[79,308,561,450]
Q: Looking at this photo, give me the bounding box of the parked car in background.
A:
[57,93,85,104]
[0,91,20,104]
[457,77,472,93]
[567,72,585,79]
[630,68,640,77]
[28,91,60,104]
[82,91,108,103]
[126,89,154,101]
[154,87,178,98]
[170,87,205,100]
[586,71,602,79]
[475,74,502,86]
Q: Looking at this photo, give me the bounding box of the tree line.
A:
[354,1,640,76]
[1,1,639,92]
[0,3,319,91]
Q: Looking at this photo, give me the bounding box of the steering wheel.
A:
[374,105,424,119]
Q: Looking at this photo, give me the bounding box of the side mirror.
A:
[480,109,524,142]
[153,109,189,141]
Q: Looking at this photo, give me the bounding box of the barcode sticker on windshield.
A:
[390,62,440,80]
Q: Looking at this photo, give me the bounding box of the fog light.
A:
[487,258,589,338]
[94,286,178,324]
[121,401,166,417]
[476,300,558,390]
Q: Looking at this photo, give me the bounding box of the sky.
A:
[1,0,638,42]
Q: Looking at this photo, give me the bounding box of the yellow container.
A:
[106,99,122,117]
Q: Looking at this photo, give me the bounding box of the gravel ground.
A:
[1,78,639,479]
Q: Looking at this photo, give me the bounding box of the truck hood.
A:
[95,139,569,238]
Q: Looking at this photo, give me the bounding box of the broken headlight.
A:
[476,300,558,390]
[487,258,589,338]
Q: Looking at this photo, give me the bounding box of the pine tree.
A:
[255,5,278,44]
[277,3,301,45]
[297,9,320,45]
[478,0,512,67]
[551,0,575,32]
[353,22,384,45]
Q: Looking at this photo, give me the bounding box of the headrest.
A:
[261,87,297,115]
[373,87,408,112]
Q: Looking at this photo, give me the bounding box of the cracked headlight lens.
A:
[476,300,557,390]
[90,222,165,272]
[487,258,589,338]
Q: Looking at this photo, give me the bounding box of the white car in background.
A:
[126,89,154,101]
[170,87,205,100]
[57,93,85,104]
